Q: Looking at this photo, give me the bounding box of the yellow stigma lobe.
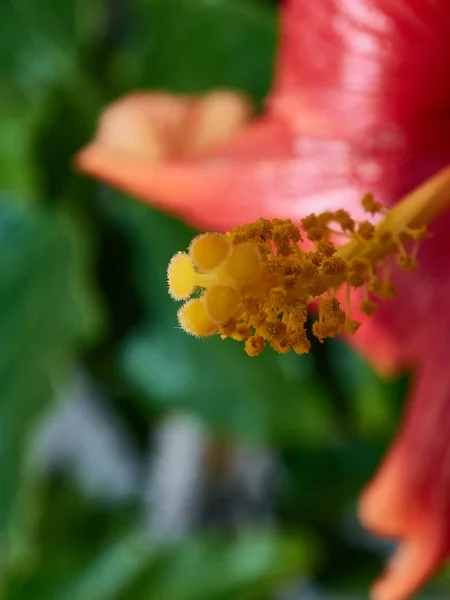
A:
[167,167,450,356]
[190,233,231,271]
[178,299,217,337]
[224,243,263,284]
[204,284,240,323]
[167,252,196,299]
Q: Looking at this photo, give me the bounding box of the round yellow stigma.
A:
[224,243,262,285]
[203,284,240,324]
[189,233,231,271]
[167,167,450,356]
[167,252,196,299]
[178,299,217,337]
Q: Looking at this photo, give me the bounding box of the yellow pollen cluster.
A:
[167,168,450,357]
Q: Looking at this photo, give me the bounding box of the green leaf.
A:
[114,0,277,103]
[2,473,316,600]
[1,475,140,600]
[327,340,406,440]
[7,528,315,600]
[0,0,105,202]
[0,203,101,567]
[0,0,102,103]
[0,106,41,203]
[108,196,339,444]
[54,533,154,600]
[118,530,316,600]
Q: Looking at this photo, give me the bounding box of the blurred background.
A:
[1,0,448,598]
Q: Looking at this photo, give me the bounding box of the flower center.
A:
[167,168,450,357]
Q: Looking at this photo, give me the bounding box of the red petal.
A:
[359,336,450,600]
[76,1,450,229]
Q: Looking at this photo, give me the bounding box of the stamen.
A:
[167,167,450,356]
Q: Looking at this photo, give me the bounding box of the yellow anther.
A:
[282,262,302,280]
[359,300,378,316]
[345,318,361,334]
[290,303,308,325]
[228,218,273,245]
[310,252,324,267]
[293,336,311,355]
[245,336,265,357]
[321,257,347,276]
[273,218,303,243]
[270,337,291,354]
[380,281,397,300]
[226,322,253,341]
[301,260,319,278]
[178,299,217,337]
[368,278,396,299]
[322,297,344,319]
[203,284,240,324]
[316,241,337,257]
[405,225,428,241]
[264,320,287,339]
[190,233,231,271]
[361,193,383,215]
[377,230,393,246]
[307,227,325,242]
[357,221,375,240]
[167,252,196,299]
[397,253,418,271]
[252,311,268,328]
[312,321,335,342]
[317,211,335,227]
[269,287,287,305]
[349,257,370,274]
[348,271,366,288]
[224,242,262,285]
[334,209,355,232]
[301,214,319,230]
[219,319,238,336]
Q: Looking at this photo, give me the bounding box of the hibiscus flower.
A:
[76,1,450,598]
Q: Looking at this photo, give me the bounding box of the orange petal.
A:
[182,90,253,156]
[371,537,445,600]
[89,91,193,161]
[76,94,376,231]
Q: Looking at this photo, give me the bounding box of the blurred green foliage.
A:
[0,0,441,598]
